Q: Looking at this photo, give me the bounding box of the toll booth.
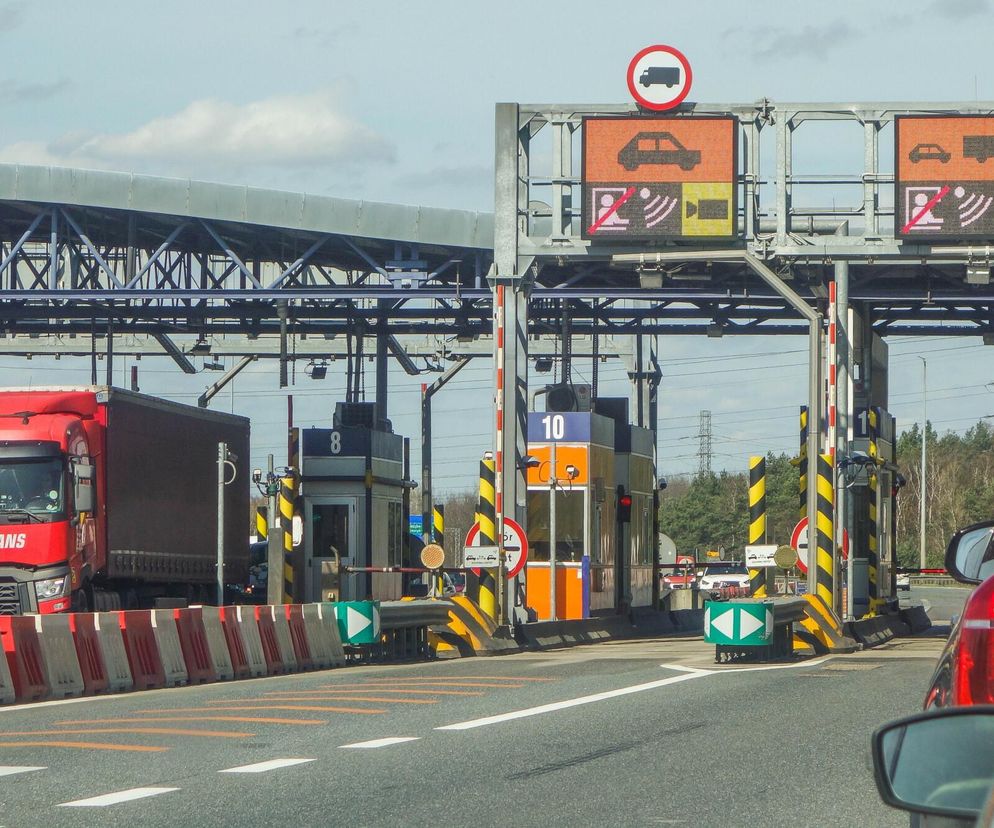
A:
[299,403,408,603]
[525,399,655,620]
[849,406,897,616]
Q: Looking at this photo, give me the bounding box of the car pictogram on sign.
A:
[617,132,701,172]
[908,143,951,164]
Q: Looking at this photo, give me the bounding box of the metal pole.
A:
[919,356,927,570]
[549,441,557,622]
[835,236,852,618]
[217,441,225,605]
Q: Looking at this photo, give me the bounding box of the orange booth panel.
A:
[526,563,585,621]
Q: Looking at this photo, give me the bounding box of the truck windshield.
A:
[0,458,66,520]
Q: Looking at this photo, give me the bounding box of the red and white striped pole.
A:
[494,284,506,601]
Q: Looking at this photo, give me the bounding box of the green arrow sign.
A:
[704,601,773,646]
[334,600,381,645]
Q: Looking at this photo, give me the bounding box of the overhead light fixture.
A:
[707,323,724,338]
[203,358,225,371]
[966,263,991,285]
[534,357,553,373]
[188,336,211,355]
[305,359,328,380]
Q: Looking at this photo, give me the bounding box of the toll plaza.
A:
[524,398,655,621]
[298,402,410,604]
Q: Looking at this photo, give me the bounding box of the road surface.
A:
[0,632,946,827]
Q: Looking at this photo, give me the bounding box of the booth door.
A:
[305,498,357,602]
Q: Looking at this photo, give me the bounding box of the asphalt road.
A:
[906,584,973,625]
[0,632,946,828]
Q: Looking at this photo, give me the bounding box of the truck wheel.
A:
[70,588,91,613]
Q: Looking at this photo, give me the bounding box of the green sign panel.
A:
[704,600,773,646]
[333,600,381,645]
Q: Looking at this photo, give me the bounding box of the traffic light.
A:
[617,488,632,523]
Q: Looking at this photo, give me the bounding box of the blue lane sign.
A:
[527,412,591,443]
[409,515,424,537]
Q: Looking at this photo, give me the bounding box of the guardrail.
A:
[351,600,452,663]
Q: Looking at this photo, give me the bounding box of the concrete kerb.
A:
[846,613,913,648]
[33,614,84,699]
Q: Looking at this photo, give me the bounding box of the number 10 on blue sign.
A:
[527,412,591,443]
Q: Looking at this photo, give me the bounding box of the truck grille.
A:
[0,581,20,615]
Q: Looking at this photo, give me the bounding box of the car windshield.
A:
[0,458,66,519]
[702,564,747,575]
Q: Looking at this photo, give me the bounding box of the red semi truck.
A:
[0,387,249,614]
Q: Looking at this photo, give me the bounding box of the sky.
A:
[1,0,994,498]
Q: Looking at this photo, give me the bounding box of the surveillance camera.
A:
[565,464,579,480]
[252,469,262,484]
[658,477,668,491]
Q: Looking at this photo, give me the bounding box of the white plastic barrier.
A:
[300,604,333,669]
[94,612,133,692]
[200,607,234,681]
[270,606,298,672]
[0,637,15,704]
[316,603,347,666]
[235,605,267,678]
[33,614,84,699]
[150,609,189,687]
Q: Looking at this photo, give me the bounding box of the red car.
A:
[923,520,994,708]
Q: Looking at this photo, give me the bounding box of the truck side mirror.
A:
[73,461,95,513]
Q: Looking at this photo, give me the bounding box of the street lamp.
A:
[918,356,927,571]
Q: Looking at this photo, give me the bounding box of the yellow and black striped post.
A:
[433,503,445,594]
[748,456,768,597]
[815,453,835,610]
[279,473,297,603]
[799,407,809,521]
[255,505,268,541]
[281,427,300,603]
[477,456,497,620]
[866,407,881,614]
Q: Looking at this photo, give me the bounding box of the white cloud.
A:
[0,91,395,176]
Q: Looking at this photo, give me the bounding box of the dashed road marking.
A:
[314,686,484,697]
[330,680,525,689]
[0,765,45,777]
[58,787,179,807]
[219,758,316,774]
[340,737,421,749]
[437,670,712,731]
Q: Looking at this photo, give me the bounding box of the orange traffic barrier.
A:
[219,606,252,679]
[285,605,314,671]
[69,613,110,696]
[117,610,166,691]
[94,612,134,692]
[0,616,48,701]
[199,606,234,681]
[254,605,288,675]
[173,607,216,685]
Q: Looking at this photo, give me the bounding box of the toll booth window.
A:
[312,505,349,559]
[527,489,585,562]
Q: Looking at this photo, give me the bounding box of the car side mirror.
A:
[945,520,994,585]
[872,708,994,821]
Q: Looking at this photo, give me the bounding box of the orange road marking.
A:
[3,728,252,739]
[0,741,167,753]
[152,705,386,715]
[370,676,554,682]
[277,688,485,697]
[315,681,524,689]
[61,716,327,726]
[217,696,438,706]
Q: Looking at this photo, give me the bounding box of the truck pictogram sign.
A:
[581,116,738,241]
[896,115,994,240]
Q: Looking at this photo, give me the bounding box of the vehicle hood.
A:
[0,522,71,568]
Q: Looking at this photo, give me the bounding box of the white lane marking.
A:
[58,787,179,807]
[670,656,832,674]
[0,765,46,777]
[218,758,316,774]
[436,670,711,731]
[340,737,421,749]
